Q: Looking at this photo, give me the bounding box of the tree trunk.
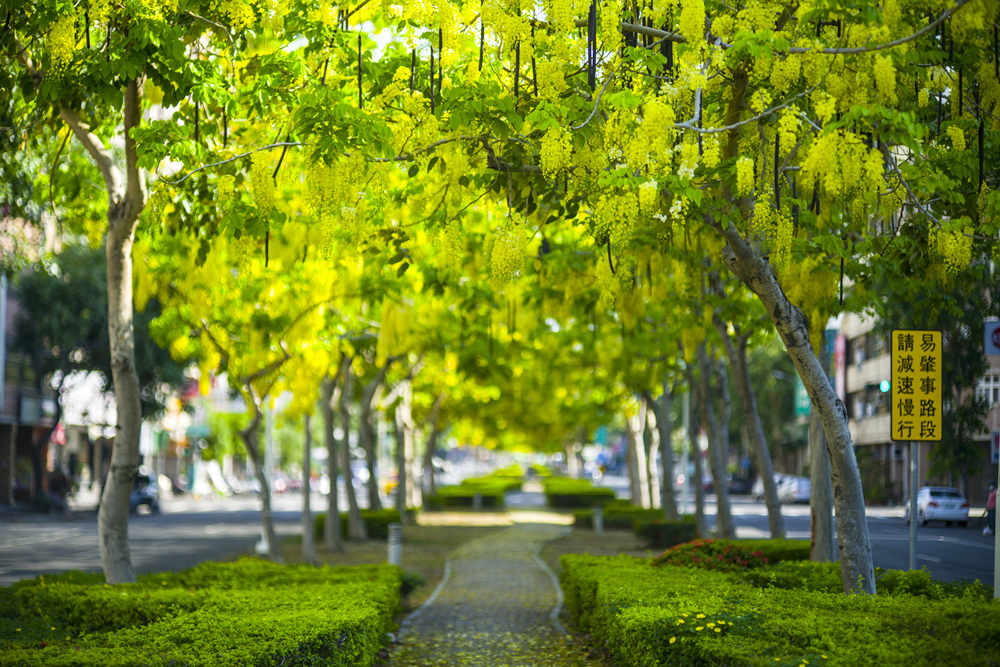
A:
[644,384,679,520]
[392,378,415,524]
[721,223,875,594]
[301,414,316,565]
[564,438,580,478]
[696,343,735,539]
[359,364,391,511]
[810,410,836,561]
[422,394,444,497]
[238,399,283,563]
[714,317,785,538]
[732,331,785,539]
[686,369,708,537]
[338,358,366,539]
[320,375,343,552]
[643,410,660,509]
[625,401,650,508]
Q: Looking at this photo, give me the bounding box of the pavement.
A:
[390,515,598,667]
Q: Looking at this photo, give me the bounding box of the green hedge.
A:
[633,517,699,549]
[573,503,664,530]
[542,477,616,508]
[313,508,407,541]
[561,553,1000,666]
[424,484,505,509]
[0,559,403,667]
[460,475,523,493]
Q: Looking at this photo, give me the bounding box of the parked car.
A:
[778,476,811,504]
[752,473,789,502]
[904,486,970,526]
[130,473,160,514]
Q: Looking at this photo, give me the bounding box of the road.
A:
[0,492,317,586]
[0,485,995,587]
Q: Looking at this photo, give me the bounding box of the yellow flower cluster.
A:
[640,99,676,164]
[48,12,77,77]
[872,54,897,105]
[595,254,617,310]
[701,135,720,169]
[918,88,930,108]
[595,192,639,253]
[540,127,574,182]
[777,107,799,155]
[547,0,575,31]
[946,125,966,152]
[436,220,464,279]
[376,301,409,365]
[88,0,112,24]
[678,0,705,46]
[250,151,276,212]
[536,60,569,102]
[813,92,837,125]
[638,181,659,214]
[930,225,973,278]
[782,254,837,353]
[769,57,801,96]
[214,0,255,32]
[801,131,872,199]
[489,217,525,292]
[736,157,755,196]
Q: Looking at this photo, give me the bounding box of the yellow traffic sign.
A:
[890,330,942,441]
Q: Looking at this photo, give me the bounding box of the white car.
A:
[752,473,789,501]
[904,486,970,527]
[778,476,811,504]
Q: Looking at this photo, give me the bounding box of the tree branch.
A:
[59,107,124,203]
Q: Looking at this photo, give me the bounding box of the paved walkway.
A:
[390,522,598,667]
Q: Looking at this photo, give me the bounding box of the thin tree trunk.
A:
[321,374,343,552]
[359,364,391,511]
[565,438,580,478]
[644,384,679,520]
[721,223,874,594]
[714,320,785,538]
[644,409,660,509]
[810,410,836,561]
[301,414,316,565]
[392,378,415,524]
[625,401,650,508]
[239,398,282,563]
[422,394,444,497]
[339,358,366,540]
[686,368,708,537]
[696,343,735,539]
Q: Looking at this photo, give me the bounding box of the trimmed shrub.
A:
[542,477,616,508]
[561,553,1000,666]
[0,559,403,667]
[652,538,768,572]
[424,484,505,509]
[573,503,663,530]
[633,516,698,549]
[460,475,523,493]
[313,508,407,542]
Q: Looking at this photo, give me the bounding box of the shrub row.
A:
[632,517,699,549]
[313,508,407,541]
[542,477,616,508]
[424,484,505,509]
[0,559,403,667]
[561,546,1000,666]
[572,503,664,530]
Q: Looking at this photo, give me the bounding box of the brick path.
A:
[389,523,598,667]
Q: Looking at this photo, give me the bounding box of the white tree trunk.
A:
[239,400,283,563]
[338,359,367,540]
[722,224,874,594]
[714,317,785,538]
[685,369,708,536]
[697,344,735,539]
[644,410,661,509]
[626,402,650,508]
[321,375,343,552]
[301,414,316,565]
[810,405,837,561]
[644,385,679,520]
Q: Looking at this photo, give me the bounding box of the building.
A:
[837,312,1000,505]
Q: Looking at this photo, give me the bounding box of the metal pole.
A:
[909,441,918,571]
[593,505,604,536]
[681,390,690,516]
[994,463,999,599]
[387,522,402,566]
[0,275,7,415]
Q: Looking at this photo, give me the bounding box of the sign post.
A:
[890,330,942,571]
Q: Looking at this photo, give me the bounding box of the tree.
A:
[12,242,186,500]
[49,0,998,595]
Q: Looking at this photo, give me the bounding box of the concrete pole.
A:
[387,522,402,566]
[909,441,918,571]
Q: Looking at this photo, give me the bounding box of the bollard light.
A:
[387,522,402,566]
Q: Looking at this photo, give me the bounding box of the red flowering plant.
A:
[651,539,768,572]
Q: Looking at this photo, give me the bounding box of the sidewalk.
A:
[389,521,599,667]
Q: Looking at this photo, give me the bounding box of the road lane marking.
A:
[205,523,228,534]
[917,554,942,563]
